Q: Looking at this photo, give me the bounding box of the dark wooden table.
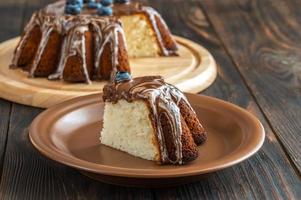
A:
[0,0,300,199]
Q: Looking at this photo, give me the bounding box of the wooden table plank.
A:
[0,0,300,199]
[201,0,301,172]
[0,99,11,181]
[0,0,27,184]
[0,1,26,42]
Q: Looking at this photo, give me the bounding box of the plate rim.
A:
[29,93,265,178]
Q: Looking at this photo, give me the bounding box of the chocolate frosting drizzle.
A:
[103,76,193,164]
[11,1,125,83]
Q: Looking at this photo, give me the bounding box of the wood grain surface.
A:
[0,99,11,180]
[0,0,300,199]
[201,0,301,172]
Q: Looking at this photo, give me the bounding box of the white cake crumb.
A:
[100,100,159,161]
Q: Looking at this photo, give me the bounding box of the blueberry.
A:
[67,0,83,6]
[97,6,113,16]
[65,4,82,15]
[87,2,101,9]
[100,0,113,6]
[114,0,129,3]
[115,72,131,83]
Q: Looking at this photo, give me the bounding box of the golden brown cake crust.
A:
[154,15,178,54]
[33,31,62,77]
[14,25,41,69]
[63,55,85,82]
[160,113,198,163]
[117,32,131,73]
[159,112,178,162]
[180,116,199,163]
[178,100,207,145]
[98,43,113,79]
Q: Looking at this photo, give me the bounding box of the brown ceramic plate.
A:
[29,93,265,187]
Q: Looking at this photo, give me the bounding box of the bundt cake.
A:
[10,0,178,83]
[101,73,207,164]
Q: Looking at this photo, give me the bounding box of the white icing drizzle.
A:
[78,26,90,83]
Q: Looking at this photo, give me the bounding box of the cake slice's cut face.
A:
[119,14,161,57]
[101,99,160,161]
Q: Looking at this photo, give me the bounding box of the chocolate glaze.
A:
[103,76,195,164]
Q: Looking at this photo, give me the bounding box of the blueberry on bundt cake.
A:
[101,73,207,164]
[10,0,178,83]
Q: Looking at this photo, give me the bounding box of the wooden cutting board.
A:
[0,36,217,108]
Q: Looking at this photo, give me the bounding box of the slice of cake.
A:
[100,73,207,164]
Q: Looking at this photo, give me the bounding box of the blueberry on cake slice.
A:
[100,73,207,165]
